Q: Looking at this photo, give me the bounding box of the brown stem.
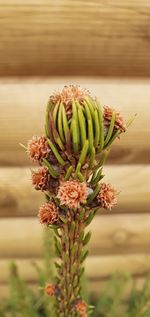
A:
[55,209,86,317]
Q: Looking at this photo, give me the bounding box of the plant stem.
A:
[55,209,86,316]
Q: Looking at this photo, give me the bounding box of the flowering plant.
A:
[22,85,131,316]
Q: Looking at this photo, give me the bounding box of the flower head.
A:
[27,136,50,162]
[75,299,87,316]
[57,180,88,209]
[32,167,49,191]
[104,105,126,132]
[44,283,56,296]
[97,183,117,210]
[50,85,90,117]
[38,202,59,225]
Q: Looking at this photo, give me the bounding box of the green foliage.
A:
[90,273,150,317]
[1,253,150,316]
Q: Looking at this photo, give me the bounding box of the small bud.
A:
[44,283,56,296]
[74,299,87,316]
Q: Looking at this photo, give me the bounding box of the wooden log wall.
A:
[0,78,150,300]
[0,0,150,303]
[0,1,150,77]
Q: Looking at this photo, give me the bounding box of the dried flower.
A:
[97,183,117,210]
[27,136,50,162]
[44,283,56,296]
[104,105,126,132]
[38,202,59,225]
[50,85,90,117]
[32,167,49,191]
[57,180,88,209]
[75,299,87,316]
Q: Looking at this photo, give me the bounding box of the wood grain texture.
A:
[0,165,150,217]
[0,78,150,165]
[1,255,150,283]
[1,215,150,257]
[0,1,150,76]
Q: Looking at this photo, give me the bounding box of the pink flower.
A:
[97,183,117,210]
[32,167,49,191]
[57,180,88,209]
[27,136,50,162]
[38,202,59,225]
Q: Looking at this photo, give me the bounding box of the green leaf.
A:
[94,109,100,148]
[88,119,94,153]
[53,101,60,126]
[71,242,78,256]
[87,184,100,203]
[95,98,104,151]
[19,143,27,150]
[79,208,85,220]
[54,261,61,269]
[80,250,89,263]
[97,149,109,168]
[89,146,95,169]
[79,267,85,278]
[85,210,97,226]
[59,214,67,224]
[47,138,65,166]
[104,129,120,149]
[104,111,115,146]
[83,231,91,246]
[43,158,59,178]
[45,100,53,137]
[54,237,62,257]
[71,119,79,154]
[85,96,95,121]
[77,139,89,167]
[77,171,85,182]
[70,221,76,232]
[78,106,87,147]
[72,262,77,274]
[58,103,65,142]
[64,165,73,181]
[62,103,70,142]
[91,167,103,186]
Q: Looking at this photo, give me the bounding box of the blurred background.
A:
[0,0,150,306]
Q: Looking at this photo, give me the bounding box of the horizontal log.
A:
[1,255,150,283]
[0,1,150,76]
[1,215,150,257]
[0,78,150,165]
[0,165,150,217]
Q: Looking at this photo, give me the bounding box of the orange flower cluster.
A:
[97,183,117,210]
[50,85,90,117]
[27,136,50,162]
[104,105,126,132]
[57,180,88,209]
[75,299,87,317]
[44,283,56,296]
[38,202,59,225]
[32,166,49,191]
